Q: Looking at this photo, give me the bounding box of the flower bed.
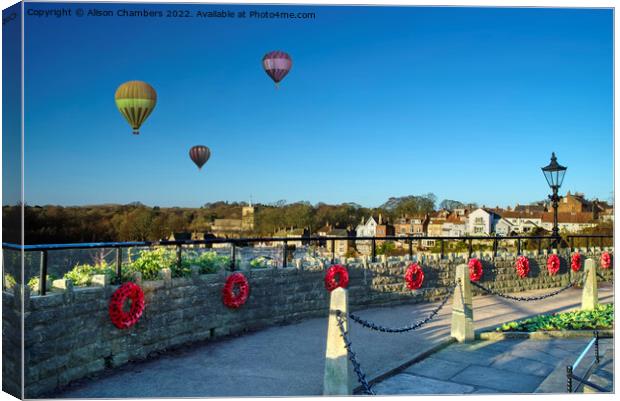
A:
[495,303,614,332]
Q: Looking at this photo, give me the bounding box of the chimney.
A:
[379,213,383,225]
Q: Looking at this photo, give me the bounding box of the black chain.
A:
[335,310,375,395]
[470,279,576,301]
[348,283,457,333]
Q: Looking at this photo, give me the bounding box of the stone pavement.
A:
[373,338,611,394]
[585,340,614,392]
[52,284,613,397]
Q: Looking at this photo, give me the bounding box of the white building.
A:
[494,218,514,236]
[356,216,378,237]
[494,211,542,234]
[467,208,498,236]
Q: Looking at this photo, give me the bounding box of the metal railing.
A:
[566,331,609,392]
[2,234,612,296]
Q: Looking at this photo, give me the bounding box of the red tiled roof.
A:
[541,212,596,224]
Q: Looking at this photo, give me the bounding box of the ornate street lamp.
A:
[541,152,567,246]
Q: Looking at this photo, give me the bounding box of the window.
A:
[474,226,484,233]
[474,217,484,225]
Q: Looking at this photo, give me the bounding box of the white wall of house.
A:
[504,217,542,233]
[495,218,513,236]
[467,209,493,235]
[356,217,377,237]
[442,222,467,237]
[541,221,597,232]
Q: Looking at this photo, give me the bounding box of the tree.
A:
[439,199,465,210]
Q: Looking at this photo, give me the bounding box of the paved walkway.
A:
[374,338,612,394]
[585,341,614,392]
[52,284,613,397]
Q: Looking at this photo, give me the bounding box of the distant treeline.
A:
[3,194,447,244]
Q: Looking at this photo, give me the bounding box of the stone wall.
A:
[2,289,23,398]
[4,249,614,397]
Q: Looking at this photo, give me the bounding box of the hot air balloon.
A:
[114,81,157,135]
[262,51,292,88]
[189,145,211,170]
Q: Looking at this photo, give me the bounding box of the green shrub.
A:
[61,248,230,287]
[250,256,271,269]
[4,274,16,289]
[27,274,56,293]
[64,262,116,286]
[189,251,229,274]
[496,303,614,332]
[129,248,181,280]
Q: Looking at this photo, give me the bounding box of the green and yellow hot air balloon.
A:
[114,81,157,135]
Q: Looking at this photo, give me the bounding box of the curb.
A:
[478,330,614,341]
[353,337,457,394]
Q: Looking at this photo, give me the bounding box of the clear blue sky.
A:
[21,3,613,208]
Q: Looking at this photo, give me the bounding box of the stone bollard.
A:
[52,278,73,291]
[190,265,200,280]
[323,287,352,395]
[161,268,172,287]
[132,271,142,286]
[91,274,109,287]
[581,258,598,310]
[451,264,474,342]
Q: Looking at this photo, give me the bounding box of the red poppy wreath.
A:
[109,282,145,329]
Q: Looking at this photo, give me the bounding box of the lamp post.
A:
[541,152,567,248]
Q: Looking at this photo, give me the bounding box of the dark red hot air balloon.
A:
[262,51,292,88]
[189,145,211,170]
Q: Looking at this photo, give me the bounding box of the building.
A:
[411,214,430,236]
[375,214,395,238]
[273,227,310,247]
[210,204,255,238]
[394,214,429,237]
[355,216,378,255]
[514,203,547,214]
[558,191,602,218]
[442,214,467,237]
[467,208,500,236]
[190,232,217,248]
[355,216,378,237]
[394,217,412,237]
[541,212,597,233]
[497,211,543,234]
[168,232,191,241]
[326,227,356,257]
[494,218,515,237]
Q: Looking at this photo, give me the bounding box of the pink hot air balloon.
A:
[189,145,211,170]
[262,51,292,88]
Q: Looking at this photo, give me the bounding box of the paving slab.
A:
[506,346,574,365]
[403,356,468,380]
[490,353,555,377]
[450,365,544,392]
[372,373,475,395]
[431,348,501,366]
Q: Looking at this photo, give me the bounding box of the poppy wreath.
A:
[468,258,483,282]
[222,272,250,309]
[571,252,582,272]
[405,263,424,290]
[547,254,561,276]
[109,282,145,329]
[515,256,530,279]
[324,264,349,292]
[601,252,612,269]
